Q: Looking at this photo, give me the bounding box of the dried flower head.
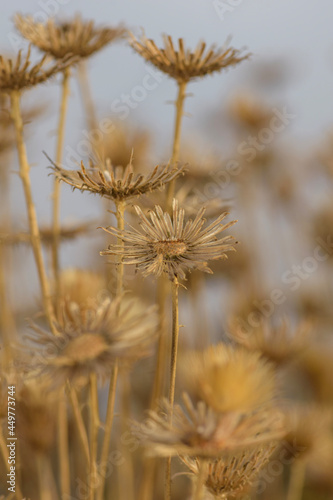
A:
[92,121,150,169]
[129,32,250,83]
[228,319,312,366]
[101,199,236,281]
[183,343,276,413]
[0,46,74,92]
[56,268,106,318]
[26,296,157,387]
[229,93,274,131]
[50,157,184,203]
[15,14,125,60]
[183,444,276,499]
[134,393,284,458]
[284,405,333,464]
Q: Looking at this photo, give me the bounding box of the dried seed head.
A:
[133,393,285,458]
[183,444,277,499]
[229,93,275,131]
[183,344,276,413]
[228,319,312,366]
[50,157,184,203]
[0,46,74,92]
[101,199,237,281]
[92,121,150,170]
[26,296,158,387]
[129,32,250,83]
[284,405,333,464]
[15,14,125,60]
[57,268,106,317]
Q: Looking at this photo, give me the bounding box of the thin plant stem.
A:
[168,277,180,409]
[89,373,100,500]
[166,81,187,209]
[36,454,53,500]
[77,60,98,132]
[9,90,56,333]
[118,369,135,500]
[96,361,118,500]
[115,200,125,297]
[58,393,70,498]
[286,460,306,500]
[150,276,168,409]
[52,67,71,312]
[66,382,90,464]
[165,277,180,500]
[193,461,207,500]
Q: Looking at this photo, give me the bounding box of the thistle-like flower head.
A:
[129,32,250,83]
[0,46,74,92]
[50,157,184,203]
[26,296,157,387]
[15,14,125,60]
[101,199,236,281]
[133,393,284,458]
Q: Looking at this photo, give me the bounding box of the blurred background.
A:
[2,2,333,499]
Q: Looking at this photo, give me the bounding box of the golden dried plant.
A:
[129,32,250,83]
[26,296,157,387]
[15,14,125,60]
[0,46,74,92]
[183,343,276,413]
[133,393,284,458]
[50,157,184,203]
[183,444,277,499]
[228,319,312,366]
[101,199,236,281]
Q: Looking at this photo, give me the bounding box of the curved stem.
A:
[10,90,56,333]
[166,81,187,209]
[96,361,118,500]
[52,67,71,313]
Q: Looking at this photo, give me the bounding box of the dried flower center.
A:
[62,333,108,364]
[153,239,187,258]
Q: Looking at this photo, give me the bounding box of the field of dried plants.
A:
[1,9,333,500]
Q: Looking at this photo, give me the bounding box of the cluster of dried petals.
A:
[57,268,106,317]
[129,32,250,83]
[183,443,276,498]
[92,121,150,170]
[50,158,184,203]
[26,296,157,387]
[229,93,275,130]
[228,319,312,366]
[101,199,236,281]
[15,14,125,60]
[183,343,276,413]
[133,393,284,458]
[0,46,74,92]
